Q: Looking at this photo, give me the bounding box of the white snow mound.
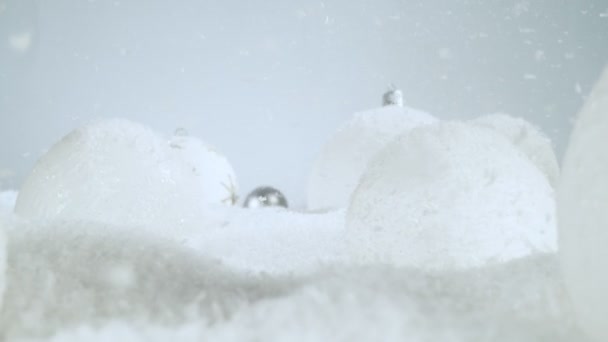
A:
[0,216,287,340]
[471,113,560,187]
[558,66,608,342]
[186,206,346,275]
[346,122,557,270]
[307,105,437,211]
[14,256,585,342]
[14,119,235,228]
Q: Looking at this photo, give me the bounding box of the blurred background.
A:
[1,0,607,206]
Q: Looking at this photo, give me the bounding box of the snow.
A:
[558,67,608,342]
[471,113,560,188]
[307,105,437,211]
[0,107,597,341]
[4,251,585,342]
[14,119,236,229]
[0,216,289,339]
[185,206,346,275]
[346,122,556,271]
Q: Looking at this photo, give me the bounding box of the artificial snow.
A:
[0,216,291,339]
[471,113,560,187]
[346,122,556,271]
[6,253,586,342]
[307,105,437,211]
[14,119,235,229]
[185,206,346,275]
[558,67,608,342]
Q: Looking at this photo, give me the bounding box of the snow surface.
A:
[471,113,560,188]
[307,105,437,211]
[346,122,556,270]
[0,210,586,341]
[14,119,236,229]
[558,67,608,342]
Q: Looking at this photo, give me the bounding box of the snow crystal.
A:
[346,122,557,271]
[307,105,437,211]
[13,119,234,229]
[471,113,560,187]
[558,67,608,342]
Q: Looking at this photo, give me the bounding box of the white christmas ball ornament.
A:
[169,132,239,206]
[471,113,559,188]
[14,119,224,227]
[346,122,556,271]
[308,105,437,211]
[558,67,608,342]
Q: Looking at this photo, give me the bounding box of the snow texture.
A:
[14,119,237,229]
[346,122,557,271]
[5,250,585,342]
[185,206,346,275]
[471,113,560,188]
[0,216,292,339]
[558,66,608,342]
[307,105,437,211]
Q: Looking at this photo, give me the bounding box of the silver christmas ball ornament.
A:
[382,87,404,107]
[243,186,288,209]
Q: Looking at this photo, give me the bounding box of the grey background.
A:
[1,0,607,206]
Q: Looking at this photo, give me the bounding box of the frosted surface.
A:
[346,122,556,270]
[14,119,236,228]
[471,113,560,187]
[558,67,608,342]
[186,206,346,274]
[307,105,437,211]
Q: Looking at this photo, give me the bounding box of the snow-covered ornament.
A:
[471,113,559,188]
[558,67,608,342]
[307,96,436,211]
[345,122,556,271]
[243,186,288,209]
[13,119,234,228]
